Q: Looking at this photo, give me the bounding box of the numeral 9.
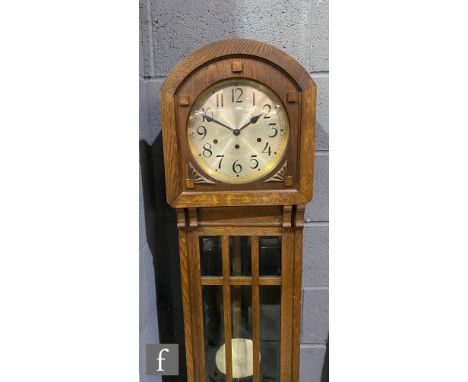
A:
[197,125,207,139]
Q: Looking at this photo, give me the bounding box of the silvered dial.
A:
[187,78,289,184]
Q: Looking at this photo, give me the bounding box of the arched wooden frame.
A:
[161,39,316,208]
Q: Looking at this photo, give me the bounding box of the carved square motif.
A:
[179,95,190,106]
[286,92,297,103]
[285,176,294,187]
[185,178,194,189]
[231,61,243,73]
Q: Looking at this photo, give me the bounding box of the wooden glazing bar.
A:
[221,236,233,382]
[200,276,282,286]
[200,277,224,285]
[229,276,251,285]
[231,237,241,338]
[259,277,282,286]
[189,230,206,382]
[252,236,260,382]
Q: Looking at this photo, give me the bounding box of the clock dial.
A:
[187,78,289,184]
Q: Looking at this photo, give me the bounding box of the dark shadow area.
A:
[140,135,328,382]
[140,135,186,382]
[320,336,329,382]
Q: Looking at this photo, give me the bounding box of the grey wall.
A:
[140,1,328,381]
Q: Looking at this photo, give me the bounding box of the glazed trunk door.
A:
[187,227,294,382]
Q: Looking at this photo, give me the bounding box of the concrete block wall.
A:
[140,1,328,381]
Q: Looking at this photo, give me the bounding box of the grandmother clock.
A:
[160,39,316,382]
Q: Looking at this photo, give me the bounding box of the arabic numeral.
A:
[216,154,224,169]
[232,159,242,174]
[249,155,259,169]
[231,88,243,103]
[197,125,207,139]
[203,143,212,158]
[267,123,278,138]
[262,142,272,156]
[202,108,213,122]
[216,93,224,108]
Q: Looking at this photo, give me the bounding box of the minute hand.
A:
[238,113,263,131]
[204,115,234,131]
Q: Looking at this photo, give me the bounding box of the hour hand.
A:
[204,115,234,131]
[239,113,263,131]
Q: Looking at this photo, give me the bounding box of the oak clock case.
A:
[160,39,316,382]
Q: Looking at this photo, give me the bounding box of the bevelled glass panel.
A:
[229,236,252,276]
[228,285,253,380]
[202,286,225,382]
[200,236,222,276]
[259,237,282,276]
[260,286,281,382]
